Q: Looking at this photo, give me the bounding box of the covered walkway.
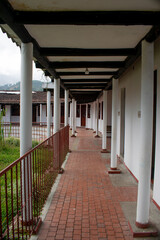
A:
[36,128,137,240]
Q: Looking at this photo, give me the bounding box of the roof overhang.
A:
[0,0,160,103]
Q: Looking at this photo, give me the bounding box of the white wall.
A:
[11,116,20,122]
[2,105,11,122]
[116,37,160,208]
[107,90,112,126]
[41,105,47,123]
[76,118,81,127]
[117,58,141,180]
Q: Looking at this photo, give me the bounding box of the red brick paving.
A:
[37,128,134,240]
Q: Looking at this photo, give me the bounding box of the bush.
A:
[32,140,39,148]
[5,137,20,147]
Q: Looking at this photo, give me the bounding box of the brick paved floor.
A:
[37,128,134,240]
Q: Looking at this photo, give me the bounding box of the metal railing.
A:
[1,122,65,142]
[0,125,69,239]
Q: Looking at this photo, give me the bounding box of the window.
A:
[76,104,80,118]
[11,104,20,116]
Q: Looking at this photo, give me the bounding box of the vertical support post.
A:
[65,90,69,126]
[40,104,43,125]
[59,101,61,128]
[71,99,76,137]
[58,80,61,129]
[75,100,77,133]
[109,79,121,173]
[93,102,96,132]
[20,42,33,223]
[136,40,154,227]
[47,91,51,138]
[54,78,60,134]
[95,99,100,138]
[20,43,33,156]
[102,90,108,152]
[70,102,72,129]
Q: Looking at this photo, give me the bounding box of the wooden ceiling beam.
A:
[65,85,105,89]
[13,11,160,25]
[57,71,117,76]
[62,79,109,83]
[49,61,125,69]
[40,48,136,56]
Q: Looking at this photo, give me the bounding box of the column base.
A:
[101,149,110,153]
[33,217,42,234]
[86,128,90,130]
[22,219,33,226]
[108,168,121,174]
[58,168,64,174]
[71,134,76,137]
[93,131,96,133]
[135,221,150,229]
[128,221,158,238]
[95,135,100,138]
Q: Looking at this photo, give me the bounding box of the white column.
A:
[91,104,93,129]
[86,104,88,129]
[75,100,77,132]
[20,42,33,223]
[54,78,60,134]
[40,104,43,125]
[47,91,51,138]
[20,43,33,156]
[136,40,154,226]
[93,102,96,131]
[59,101,61,127]
[102,91,107,150]
[72,99,76,136]
[95,99,99,136]
[65,90,69,126]
[110,79,118,169]
[70,102,72,128]
[58,80,61,129]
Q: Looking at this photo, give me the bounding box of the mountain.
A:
[0,80,43,91]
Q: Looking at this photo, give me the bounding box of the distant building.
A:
[0,90,112,130]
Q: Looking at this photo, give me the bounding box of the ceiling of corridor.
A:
[0,0,160,103]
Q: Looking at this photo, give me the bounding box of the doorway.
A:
[32,105,36,122]
[120,88,126,158]
[151,70,157,183]
[61,103,64,124]
[81,105,86,126]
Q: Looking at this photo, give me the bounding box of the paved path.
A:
[37,128,135,240]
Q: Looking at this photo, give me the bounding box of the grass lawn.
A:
[0,138,20,172]
[0,137,39,172]
[0,137,40,237]
[0,145,20,171]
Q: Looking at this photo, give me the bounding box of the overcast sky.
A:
[0,28,50,86]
